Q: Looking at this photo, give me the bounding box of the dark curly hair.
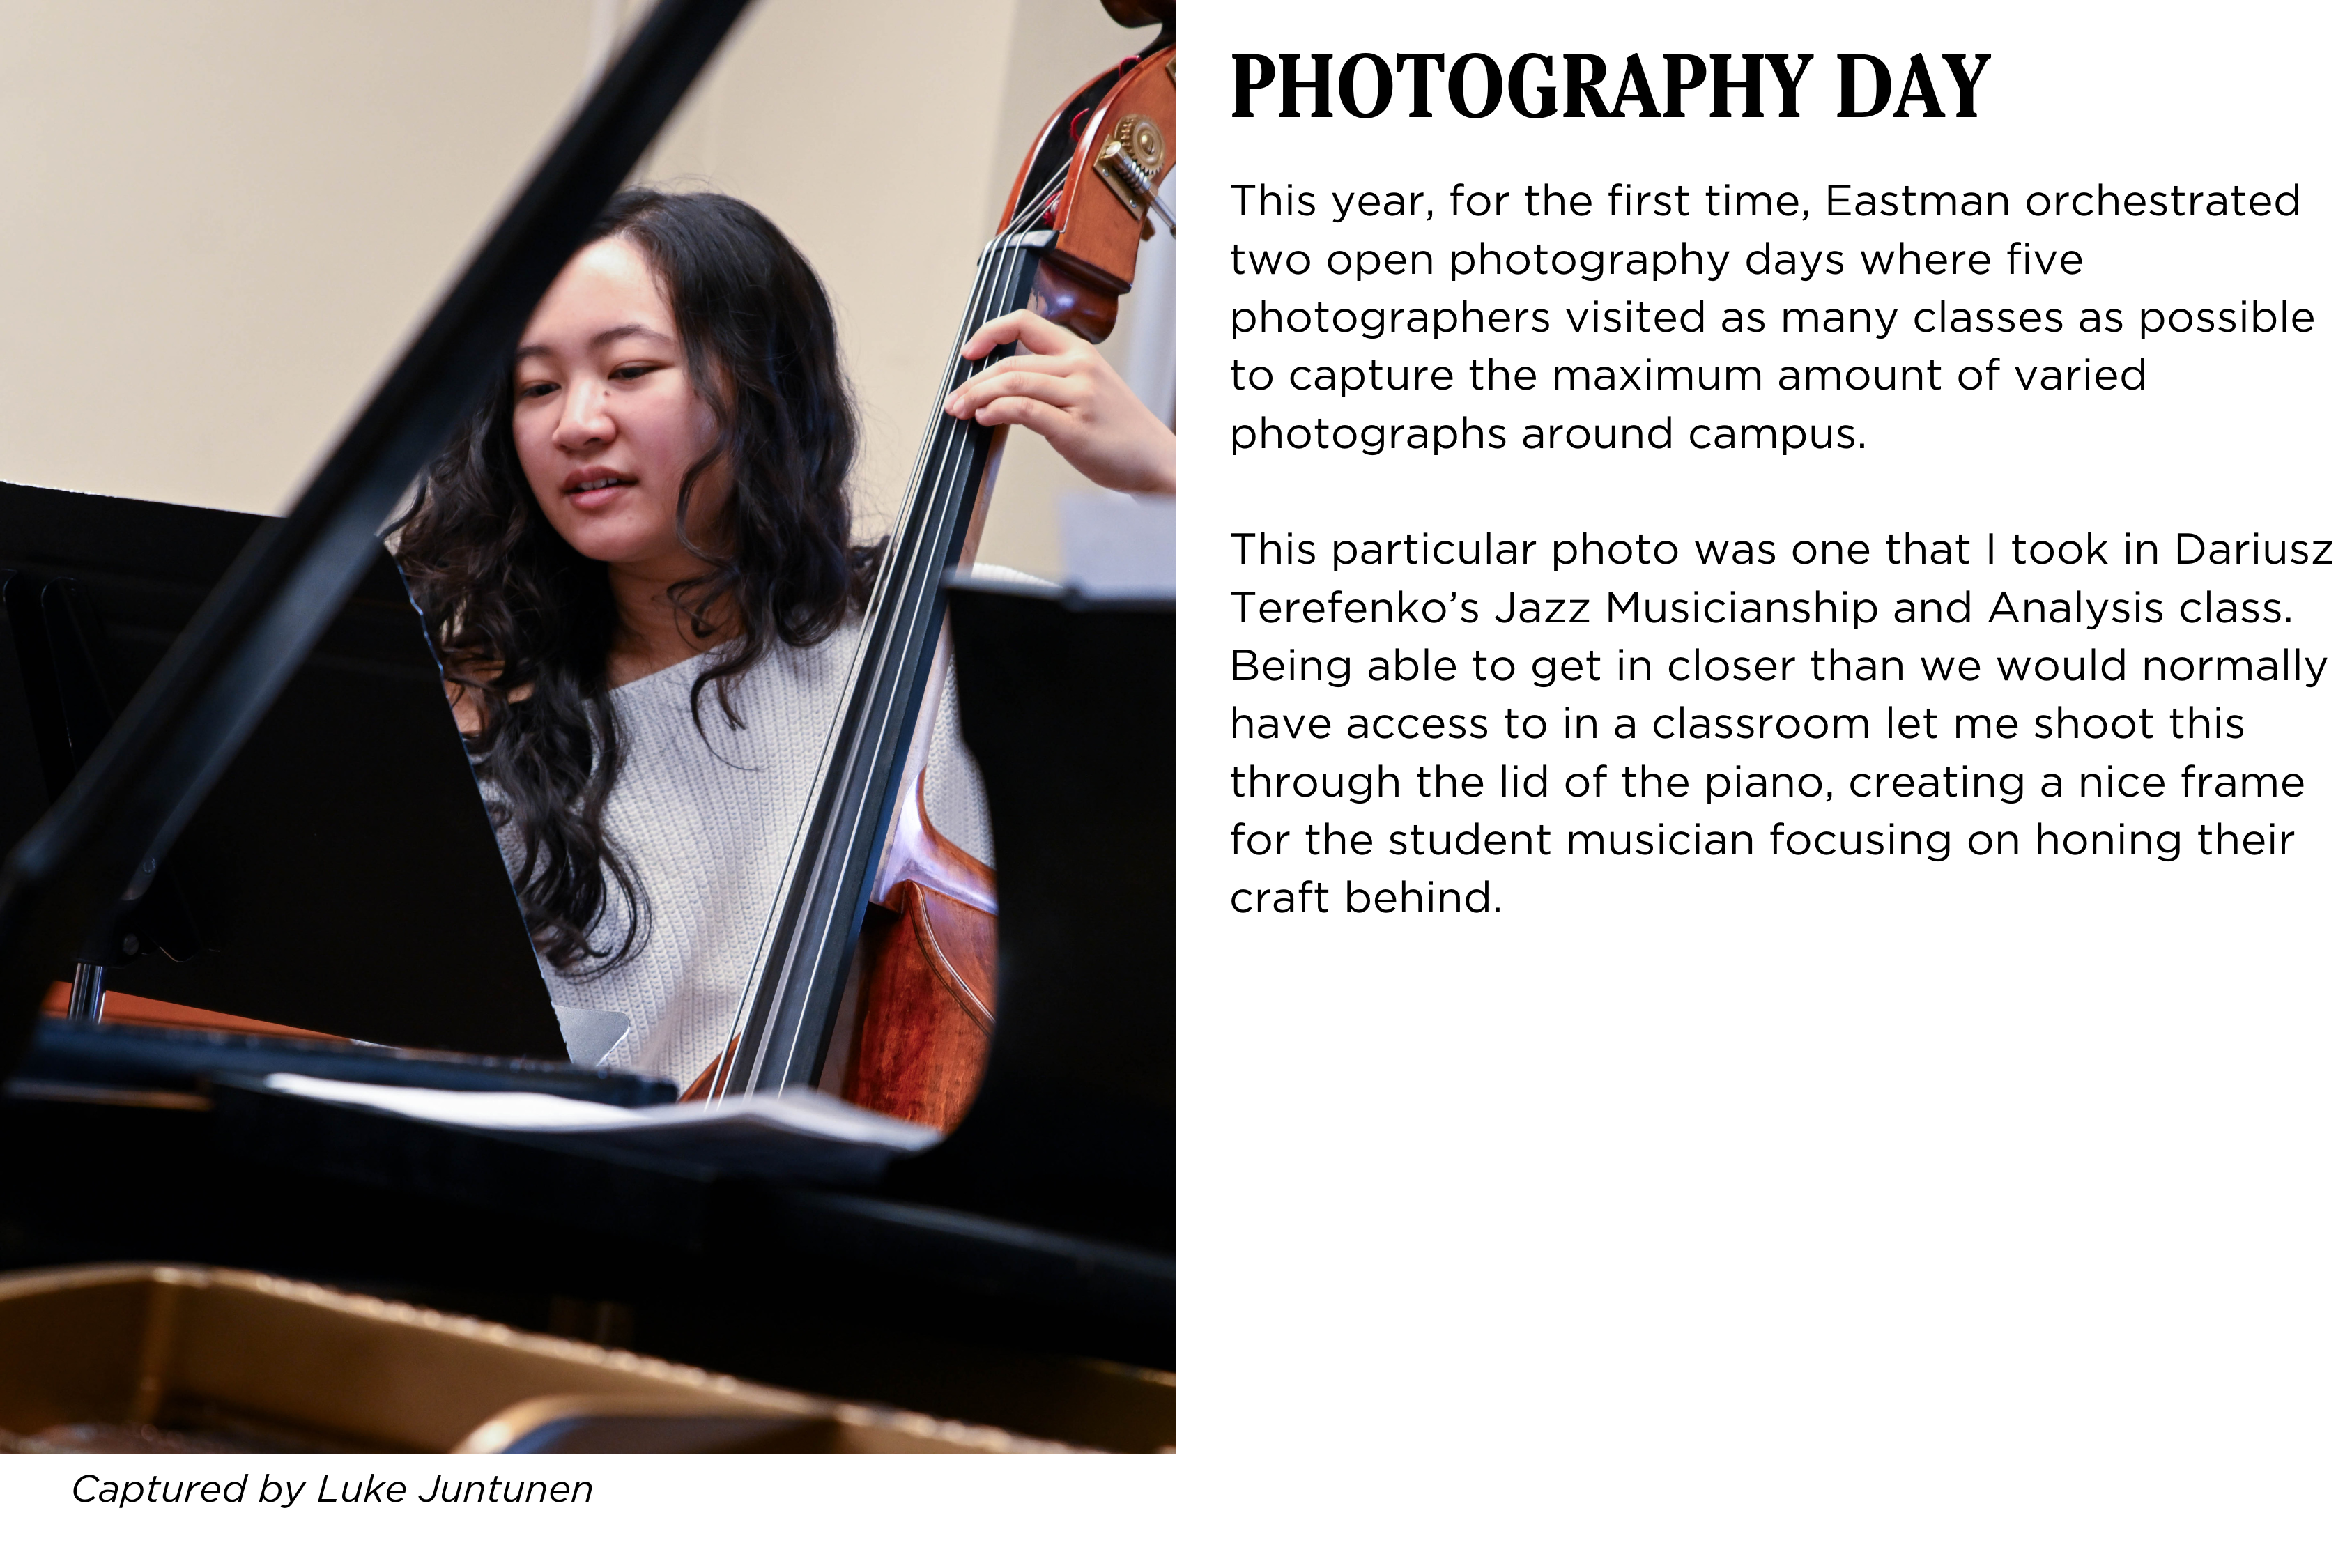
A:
[393,188,866,974]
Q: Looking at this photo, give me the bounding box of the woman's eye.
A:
[613,363,656,381]
[517,380,558,399]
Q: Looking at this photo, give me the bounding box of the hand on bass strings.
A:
[942,309,1175,496]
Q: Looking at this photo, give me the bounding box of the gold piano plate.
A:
[0,1263,1061,1453]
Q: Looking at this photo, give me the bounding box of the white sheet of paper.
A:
[259,1073,939,1151]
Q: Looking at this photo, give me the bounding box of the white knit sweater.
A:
[506,627,993,1086]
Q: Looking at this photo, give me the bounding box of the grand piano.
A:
[0,0,1174,1452]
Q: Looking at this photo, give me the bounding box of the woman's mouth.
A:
[564,473,636,509]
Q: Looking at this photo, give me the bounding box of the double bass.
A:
[707,1,1176,1125]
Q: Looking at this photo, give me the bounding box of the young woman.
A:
[394,187,1172,1086]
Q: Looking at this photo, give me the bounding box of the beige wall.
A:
[0,0,1153,576]
[0,1,589,515]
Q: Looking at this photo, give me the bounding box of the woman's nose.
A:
[553,385,615,449]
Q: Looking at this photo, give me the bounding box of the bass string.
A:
[886,169,1070,599]
[848,164,1068,750]
[900,147,1076,542]
[730,162,1075,1086]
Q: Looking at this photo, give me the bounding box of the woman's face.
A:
[512,236,728,580]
